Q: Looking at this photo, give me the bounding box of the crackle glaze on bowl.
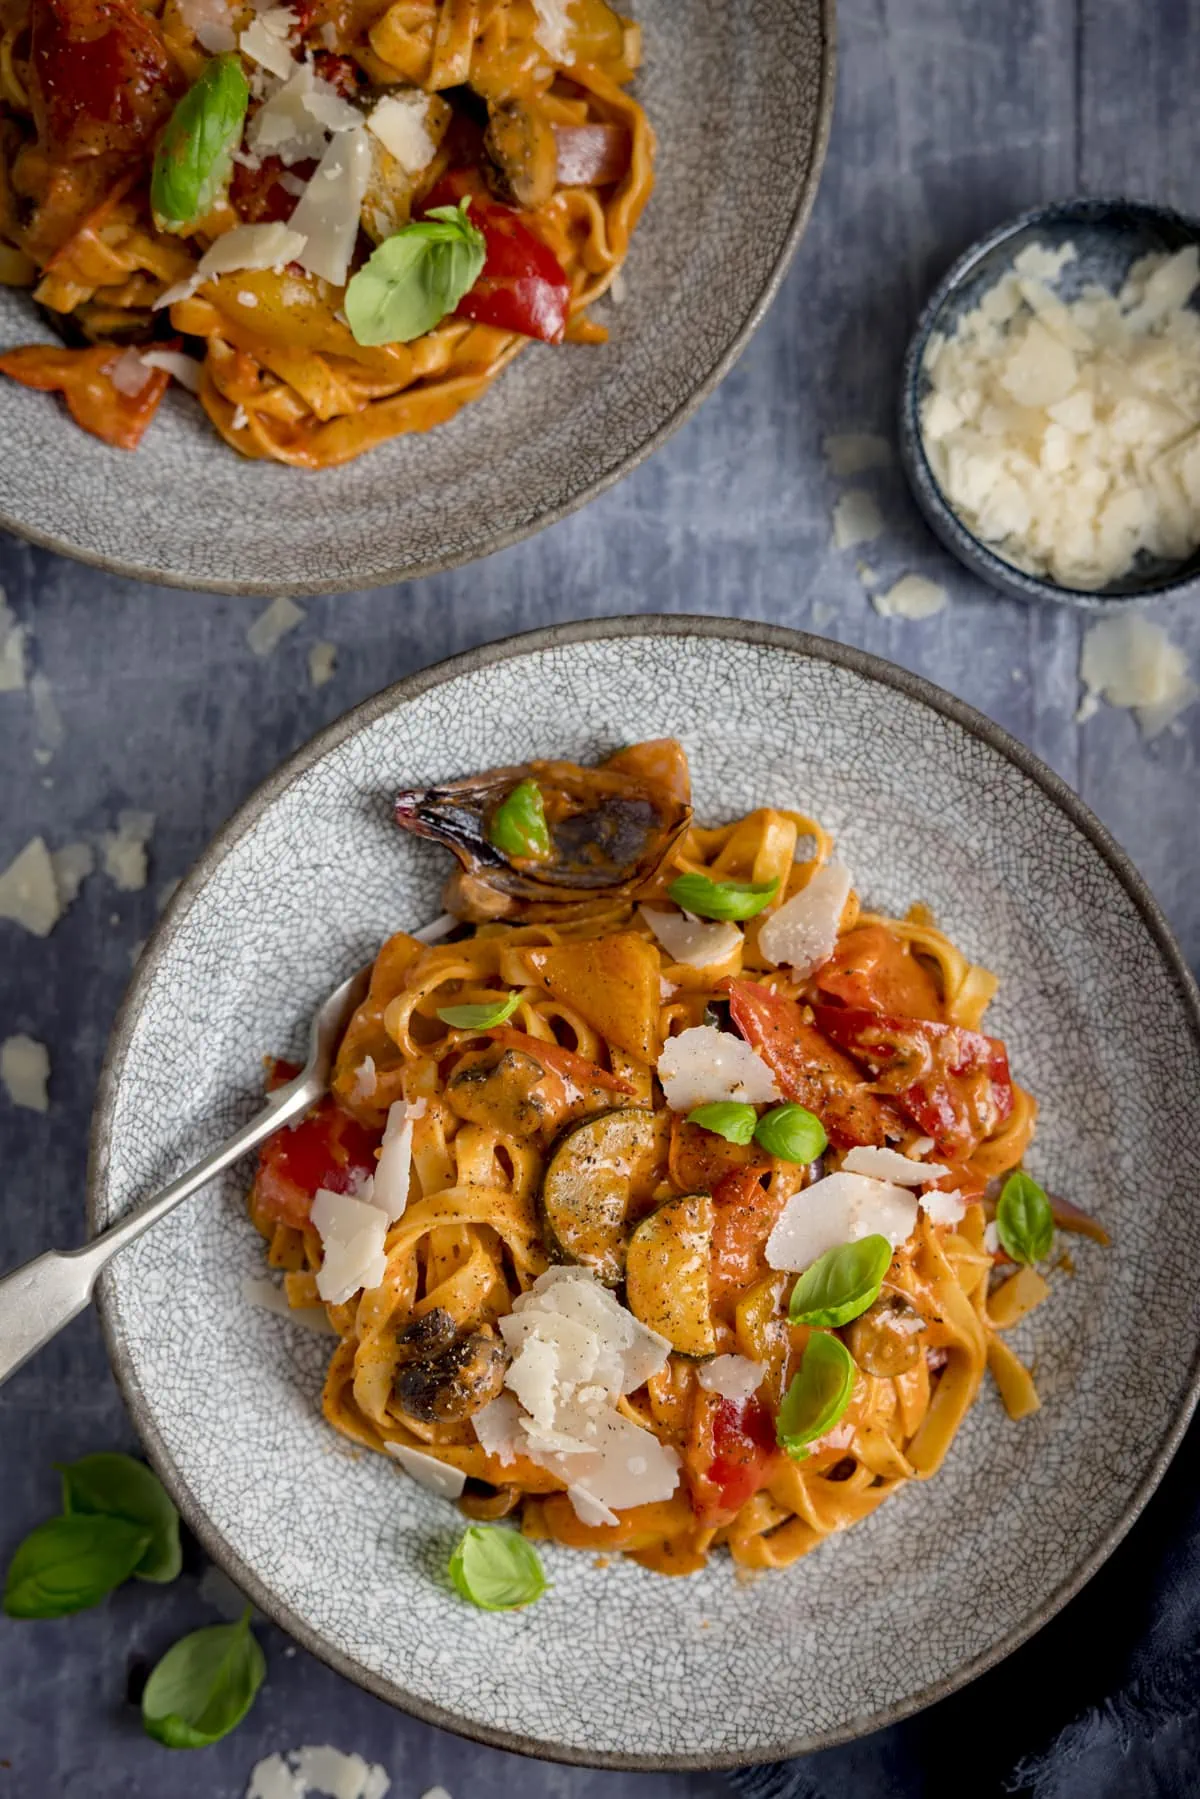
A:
[0,2,834,595]
[89,618,1200,1768]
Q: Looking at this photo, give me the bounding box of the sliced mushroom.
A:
[394,750,692,923]
[483,99,558,209]
[447,1045,565,1137]
[394,1326,510,1424]
[458,1478,522,1520]
[843,1289,926,1377]
[396,1307,457,1364]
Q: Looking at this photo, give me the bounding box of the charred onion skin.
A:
[394,753,692,921]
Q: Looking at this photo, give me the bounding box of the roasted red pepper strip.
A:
[725,979,899,1148]
[253,1091,382,1230]
[812,1004,1014,1162]
[687,1391,779,1528]
[486,1027,634,1095]
[424,171,572,345]
[0,344,171,449]
[31,0,177,161]
[709,1164,786,1320]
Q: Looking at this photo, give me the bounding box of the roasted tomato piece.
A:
[31,0,177,161]
[687,1392,778,1527]
[708,1165,787,1320]
[253,1093,381,1229]
[814,923,943,1021]
[0,344,170,449]
[725,979,900,1148]
[812,1005,1014,1162]
[422,171,572,345]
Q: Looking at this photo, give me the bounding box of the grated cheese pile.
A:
[1078,613,1197,737]
[921,241,1200,589]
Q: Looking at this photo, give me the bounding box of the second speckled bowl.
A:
[900,197,1200,608]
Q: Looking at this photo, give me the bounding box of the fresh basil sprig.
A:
[788,1236,892,1327]
[151,54,249,233]
[449,1525,547,1611]
[754,1103,828,1164]
[686,1101,757,1144]
[58,1452,181,1584]
[3,1514,152,1618]
[667,872,780,922]
[344,201,487,346]
[996,1170,1054,1264]
[142,1609,265,1749]
[777,1332,856,1461]
[437,991,521,1030]
[488,778,553,861]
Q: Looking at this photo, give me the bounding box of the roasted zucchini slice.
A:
[625,1193,717,1356]
[539,1107,662,1285]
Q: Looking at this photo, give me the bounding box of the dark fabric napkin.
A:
[727,1409,1200,1798]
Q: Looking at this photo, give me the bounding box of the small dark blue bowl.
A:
[899,197,1200,608]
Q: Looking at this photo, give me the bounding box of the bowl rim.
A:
[87,613,1200,1770]
[0,1,836,599]
[899,193,1200,610]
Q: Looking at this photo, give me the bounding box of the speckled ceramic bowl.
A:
[0,2,833,596]
[900,197,1200,608]
[89,618,1200,1768]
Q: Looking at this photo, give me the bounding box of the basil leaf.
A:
[777,1332,856,1460]
[142,1610,265,1749]
[753,1103,828,1164]
[686,1101,757,1144]
[151,55,249,233]
[487,779,552,861]
[788,1235,892,1327]
[666,873,780,922]
[437,991,521,1030]
[3,1514,152,1618]
[58,1452,181,1584]
[449,1525,547,1611]
[996,1170,1054,1264]
[345,200,487,346]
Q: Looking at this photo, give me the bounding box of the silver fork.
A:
[0,960,376,1391]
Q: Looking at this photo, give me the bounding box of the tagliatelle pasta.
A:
[247,740,1104,1579]
[0,0,653,462]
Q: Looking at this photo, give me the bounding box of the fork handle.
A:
[0,1249,99,1387]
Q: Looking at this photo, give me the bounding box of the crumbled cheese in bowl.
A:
[920,241,1200,589]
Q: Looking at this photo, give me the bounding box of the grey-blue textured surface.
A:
[2,1,1200,1796]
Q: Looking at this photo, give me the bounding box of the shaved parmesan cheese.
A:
[372,1099,417,1221]
[140,349,203,392]
[657,1024,780,1112]
[697,1355,764,1401]
[758,860,851,976]
[241,1275,338,1334]
[367,93,436,173]
[0,591,27,692]
[178,0,235,51]
[385,1442,466,1499]
[249,60,361,165]
[494,1268,678,1522]
[766,1171,919,1272]
[639,905,742,969]
[239,7,298,77]
[873,575,947,620]
[156,223,307,308]
[247,595,305,656]
[248,1746,391,1799]
[823,432,893,478]
[309,640,337,688]
[110,347,154,396]
[922,242,1200,588]
[832,489,883,550]
[0,836,60,935]
[1,1034,49,1111]
[909,1136,936,1157]
[311,1188,388,1303]
[51,841,93,907]
[102,809,154,892]
[350,1056,376,1102]
[291,127,372,286]
[842,1145,950,1185]
[1079,615,1197,738]
[531,0,575,62]
[984,1220,1001,1255]
[921,1188,967,1226]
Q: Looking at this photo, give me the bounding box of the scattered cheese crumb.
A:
[248,596,305,656]
[872,574,948,620]
[0,591,27,691]
[1,1034,49,1111]
[922,242,1200,588]
[832,489,883,550]
[823,432,893,478]
[30,670,63,760]
[242,1275,338,1335]
[697,1355,764,1401]
[856,561,880,589]
[308,641,337,688]
[0,836,61,935]
[531,0,574,62]
[50,841,94,906]
[102,810,155,892]
[1078,614,1197,738]
[367,93,436,173]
